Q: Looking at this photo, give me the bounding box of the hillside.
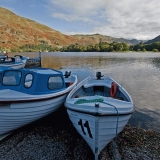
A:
[71,34,117,45]
[0,7,149,51]
[0,7,85,50]
[71,34,143,45]
[144,35,160,44]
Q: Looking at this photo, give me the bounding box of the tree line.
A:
[60,41,160,52]
[1,41,160,52]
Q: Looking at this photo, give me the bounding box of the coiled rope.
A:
[74,97,104,104]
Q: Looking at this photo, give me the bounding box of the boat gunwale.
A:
[65,75,135,115]
[66,107,135,116]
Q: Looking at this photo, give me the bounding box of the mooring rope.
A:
[101,101,120,160]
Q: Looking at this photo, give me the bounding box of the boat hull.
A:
[0,55,28,69]
[0,63,25,69]
[67,109,131,155]
[0,94,67,136]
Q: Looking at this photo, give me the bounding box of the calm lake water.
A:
[11,52,160,132]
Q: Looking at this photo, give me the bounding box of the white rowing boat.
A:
[65,72,134,159]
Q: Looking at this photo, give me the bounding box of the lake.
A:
[11,52,160,132]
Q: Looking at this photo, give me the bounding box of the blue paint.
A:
[0,68,66,95]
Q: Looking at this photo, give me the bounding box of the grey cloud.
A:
[48,0,160,40]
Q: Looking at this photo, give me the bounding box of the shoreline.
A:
[0,107,160,159]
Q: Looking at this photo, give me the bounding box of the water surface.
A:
[11,52,160,132]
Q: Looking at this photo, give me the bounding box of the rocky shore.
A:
[0,107,160,160]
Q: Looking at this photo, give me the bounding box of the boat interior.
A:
[0,57,16,64]
[72,85,130,101]
[72,72,130,102]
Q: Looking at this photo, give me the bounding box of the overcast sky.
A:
[0,0,160,40]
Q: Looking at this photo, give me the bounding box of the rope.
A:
[74,97,104,104]
[101,101,120,160]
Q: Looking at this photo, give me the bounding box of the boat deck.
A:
[72,85,126,101]
[73,86,110,98]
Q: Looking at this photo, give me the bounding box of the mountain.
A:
[0,7,146,50]
[144,35,160,44]
[117,38,147,45]
[71,34,117,45]
[0,7,84,50]
[71,34,142,45]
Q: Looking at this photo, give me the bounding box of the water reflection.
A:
[42,54,127,70]
[151,58,160,68]
[10,52,160,132]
